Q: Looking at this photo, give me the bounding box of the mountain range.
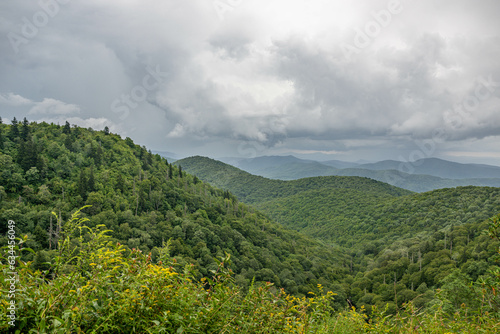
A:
[175,155,500,308]
[218,155,500,192]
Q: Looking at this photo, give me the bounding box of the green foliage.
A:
[0,211,337,332]
[175,156,411,204]
[0,120,348,302]
[1,210,499,332]
[178,156,500,315]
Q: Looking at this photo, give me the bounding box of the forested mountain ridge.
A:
[0,118,350,300]
[177,155,500,314]
[175,156,412,204]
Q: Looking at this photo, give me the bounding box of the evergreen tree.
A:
[90,143,102,166]
[0,116,4,150]
[104,126,110,135]
[19,136,39,172]
[9,117,19,141]
[62,121,71,135]
[179,165,183,178]
[21,117,30,141]
[17,139,26,166]
[168,164,173,179]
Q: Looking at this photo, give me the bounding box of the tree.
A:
[32,250,51,271]
[21,117,30,141]
[116,173,125,193]
[64,134,73,151]
[168,164,173,179]
[179,165,183,178]
[104,126,110,135]
[90,143,102,166]
[63,121,71,135]
[9,117,19,141]
[37,184,51,204]
[34,224,49,249]
[78,169,88,200]
[18,137,39,172]
[150,190,163,211]
[25,167,40,183]
[0,116,4,150]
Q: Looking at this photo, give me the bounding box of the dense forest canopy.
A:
[1,118,500,332]
[0,118,350,300]
[178,155,500,314]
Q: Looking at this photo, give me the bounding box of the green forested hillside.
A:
[260,186,500,313]
[175,156,412,204]
[260,186,500,247]
[0,118,349,299]
[177,155,500,315]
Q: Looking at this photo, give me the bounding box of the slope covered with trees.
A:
[178,155,500,315]
[175,156,411,204]
[0,118,349,301]
[4,209,500,332]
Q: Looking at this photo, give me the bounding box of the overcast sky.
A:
[1,0,500,165]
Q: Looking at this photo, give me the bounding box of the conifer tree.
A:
[21,117,30,141]
[9,117,19,141]
[62,121,71,135]
[21,138,39,172]
[90,143,102,166]
[0,116,4,150]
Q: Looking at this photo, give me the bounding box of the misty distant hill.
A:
[318,159,360,169]
[216,155,500,192]
[152,150,181,162]
[357,157,500,179]
[222,155,339,180]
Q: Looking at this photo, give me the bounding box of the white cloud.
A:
[0,93,32,106]
[167,123,186,138]
[28,98,80,115]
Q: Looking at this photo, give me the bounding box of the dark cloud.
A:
[1,0,500,164]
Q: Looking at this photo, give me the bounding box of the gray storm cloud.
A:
[1,0,500,162]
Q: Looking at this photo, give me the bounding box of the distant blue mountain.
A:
[219,155,500,192]
[357,157,500,179]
